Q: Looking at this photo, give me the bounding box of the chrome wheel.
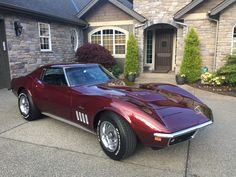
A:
[100,121,118,152]
[19,94,30,116]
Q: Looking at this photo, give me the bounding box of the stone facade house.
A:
[0,0,236,89]
[134,0,236,73]
[0,0,86,88]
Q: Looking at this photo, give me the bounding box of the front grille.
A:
[169,131,195,145]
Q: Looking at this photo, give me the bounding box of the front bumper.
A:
[153,121,213,146]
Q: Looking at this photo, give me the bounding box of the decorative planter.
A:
[127,74,136,82]
[176,75,185,85]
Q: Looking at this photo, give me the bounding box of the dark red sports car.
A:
[11,63,213,160]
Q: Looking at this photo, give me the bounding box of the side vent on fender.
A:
[76,111,89,125]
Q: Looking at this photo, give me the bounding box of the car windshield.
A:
[65,65,115,86]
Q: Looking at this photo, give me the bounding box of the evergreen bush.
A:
[180,28,201,83]
[217,55,236,86]
[124,33,139,77]
[75,43,116,68]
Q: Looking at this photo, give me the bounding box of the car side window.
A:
[42,68,67,86]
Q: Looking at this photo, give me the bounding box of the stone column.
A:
[134,25,145,73]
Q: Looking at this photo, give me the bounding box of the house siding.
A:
[1,12,83,78]
[82,2,136,70]
[84,2,133,22]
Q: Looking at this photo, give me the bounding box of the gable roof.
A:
[0,0,87,26]
[209,0,236,16]
[72,0,133,11]
[76,0,146,23]
[174,0,204,20]
[174,0,236,20]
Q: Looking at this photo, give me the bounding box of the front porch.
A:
[136,72,176,84]
[142,23,178,73]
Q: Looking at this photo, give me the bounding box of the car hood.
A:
[73,82,212,132]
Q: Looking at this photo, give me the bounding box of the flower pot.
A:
[127,74,136,82]
[176,75,185,85]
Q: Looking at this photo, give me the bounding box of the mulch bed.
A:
[189,83,236,97]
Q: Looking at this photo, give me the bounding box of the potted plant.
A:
[127,72,137,82]
[176,74,186,85]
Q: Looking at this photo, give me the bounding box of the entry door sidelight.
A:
[155,29,173,72]
[0,20,11,89]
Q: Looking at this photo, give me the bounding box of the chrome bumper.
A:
[153,121,213,138]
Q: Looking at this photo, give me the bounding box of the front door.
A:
[155,29,173,72]
[0,20,11,89]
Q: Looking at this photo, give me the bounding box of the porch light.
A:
[14,21,23,36]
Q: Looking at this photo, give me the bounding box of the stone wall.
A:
[133,0,191,73]
[134,0,236,73]
[134,0,191,24]
[175,27,185,73]
[216,3,236,69]
[2,12,83,78]
[181,18,217,72]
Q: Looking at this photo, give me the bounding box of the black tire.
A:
[18,90,41,121]
[97,112,137,160]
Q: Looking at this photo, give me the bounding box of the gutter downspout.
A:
[208,16,219,72]
[134,22,147,29]
[174,21,189,32]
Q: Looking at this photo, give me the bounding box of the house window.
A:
[71,29,79,51]
[90,27,127,57]
[232,27,236,54]
[146,30,153,64]
[39,23,51,51]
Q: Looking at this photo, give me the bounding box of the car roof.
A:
[44,63,99,69]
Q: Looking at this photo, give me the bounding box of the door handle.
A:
[2,41,6,51]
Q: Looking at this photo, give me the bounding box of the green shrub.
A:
[107,64,122,78]
[124,33,139,77]
[217,65,236,75]
[217,62,236,86]
[226,55,236,65]
[180,28,201,83]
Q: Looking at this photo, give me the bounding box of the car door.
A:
[34,67,71,120]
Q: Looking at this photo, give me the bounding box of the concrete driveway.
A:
[0,83,236,177]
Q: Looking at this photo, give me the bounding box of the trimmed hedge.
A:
[75,43,116,68]
[180,28,201,83]
[124,33,139,77]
